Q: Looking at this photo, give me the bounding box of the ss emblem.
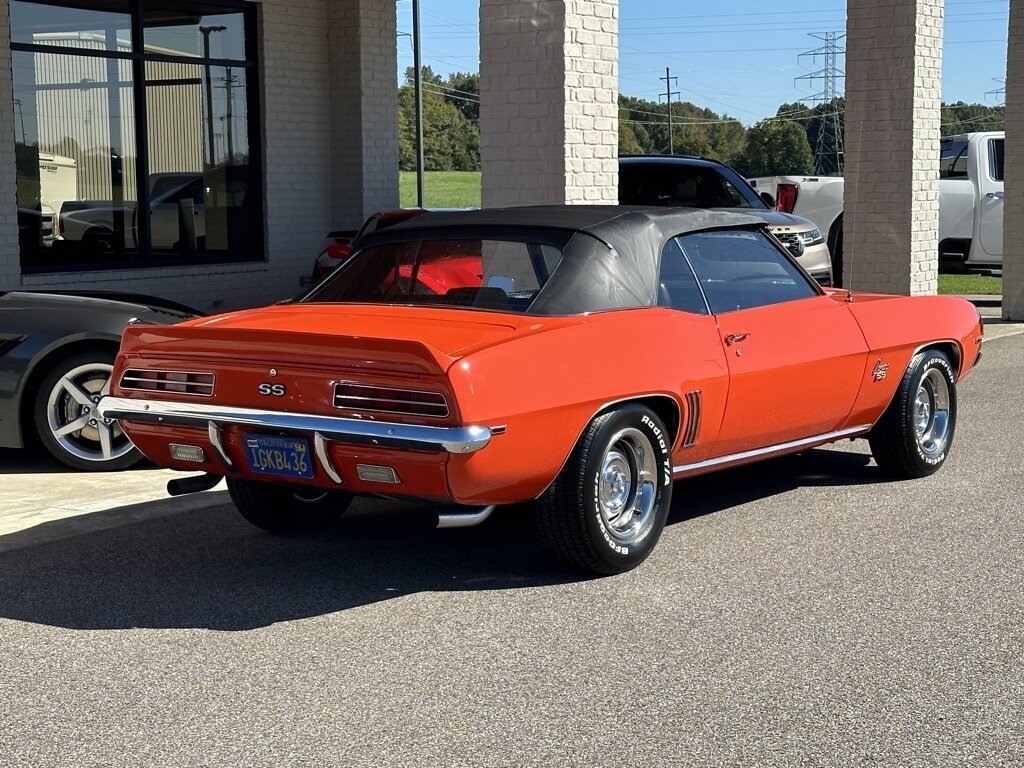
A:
[258,383,286,396]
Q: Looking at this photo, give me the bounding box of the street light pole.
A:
[200,25,226,167]
[412,0,425,208]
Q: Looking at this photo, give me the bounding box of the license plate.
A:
[243,434,314,479]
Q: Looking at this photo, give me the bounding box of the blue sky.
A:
[396,0,1010,125]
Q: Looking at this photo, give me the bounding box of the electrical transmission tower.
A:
[986,77,1006,106]
[795,32,846,175]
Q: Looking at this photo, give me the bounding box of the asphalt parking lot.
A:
[0,333,1021,767]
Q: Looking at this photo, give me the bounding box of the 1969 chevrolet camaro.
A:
[98,207,984,574]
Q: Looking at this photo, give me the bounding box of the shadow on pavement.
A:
[0,447,156,475]
[0,447,880,632]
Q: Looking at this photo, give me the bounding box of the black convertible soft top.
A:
[351,205,766,315]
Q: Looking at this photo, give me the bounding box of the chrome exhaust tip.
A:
[435,505,496,529]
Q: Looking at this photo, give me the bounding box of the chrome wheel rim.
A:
[914,368,951,457]
[46,362,134,464]
[597,427,658,545]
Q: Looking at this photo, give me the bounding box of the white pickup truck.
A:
[749,131,1005,284]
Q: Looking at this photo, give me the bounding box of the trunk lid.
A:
[119,303,576,376]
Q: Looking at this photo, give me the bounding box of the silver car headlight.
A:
[797,228,825,247]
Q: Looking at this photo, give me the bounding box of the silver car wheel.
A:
[597,427,658,545]
[45,362,134,464]
[914,367,951,457]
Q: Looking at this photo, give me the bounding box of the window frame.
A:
[656,235,711,316]
[676,227,822,316]
[988,138,1005,183]
[11,0,264,274]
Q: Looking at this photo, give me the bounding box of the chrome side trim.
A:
[436,505,496,529]
[314,431,343,484]
[673,425,872,477]
[207,421,236,471]
[98,396,492,454]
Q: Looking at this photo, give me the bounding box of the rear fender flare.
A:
[533,393,683,500]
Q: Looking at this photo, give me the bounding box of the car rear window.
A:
[303,238,564,314]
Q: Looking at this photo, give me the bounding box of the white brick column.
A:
[328,0,399,226]
[479,0,618,207]
[844,0,943,295]
[1003,1,1024,321]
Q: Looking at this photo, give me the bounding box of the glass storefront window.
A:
[12,0,261,273]
[144,62,256,260]
[143,3,246,62]
[10,0,132,52]
[14,50,138,267]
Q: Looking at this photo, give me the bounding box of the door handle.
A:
[985,191,1004,199]
[725,332,750,345]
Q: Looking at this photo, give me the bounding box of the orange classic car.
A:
[98,207,984,574]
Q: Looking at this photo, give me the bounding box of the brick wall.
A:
[0,0,398,312]
[844,0,942,296]
[329,0,399,225]
[480,0,618,207]
[1004,0,1024,321]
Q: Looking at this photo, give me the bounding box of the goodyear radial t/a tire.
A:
[534,405,673,575]
[869,349,958,479]
[227,478,352,533]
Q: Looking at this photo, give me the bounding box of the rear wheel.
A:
[534,405,673,575]
[227,477,352,533]
[869,350,957,478]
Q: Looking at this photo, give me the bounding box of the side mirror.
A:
[760,191,776,208]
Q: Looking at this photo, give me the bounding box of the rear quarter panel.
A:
[444,308,729,505]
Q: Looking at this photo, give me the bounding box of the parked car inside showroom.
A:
[98,206,982,574]
[311,209,427,284]
[0,291,198,470]
[619,155,834,286]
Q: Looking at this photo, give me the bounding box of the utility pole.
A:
[216,69,241,163]
[796,32,846,175]
[659,67,680,155]
[987,77,1007,105]
[200,24,226,167]
[412,0,425,208]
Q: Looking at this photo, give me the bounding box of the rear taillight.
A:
[120,368,215,397]
[323,243,352,262]
[334,382,449,419]
[776,183,799,213]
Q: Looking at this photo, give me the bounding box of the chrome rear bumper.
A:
[97,396,492,455]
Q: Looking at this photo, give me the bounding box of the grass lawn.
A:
[937,273,1003,295]
[400,171,481,208]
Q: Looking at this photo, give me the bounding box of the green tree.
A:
[737,119,814,177]
[941,101,1004,136]
[444,71,479,123]
[398,67,480,171]
[618,120,644,155]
